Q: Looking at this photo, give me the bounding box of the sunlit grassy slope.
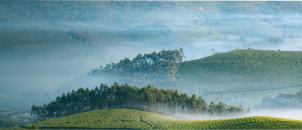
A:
[177,49,302,94]
[23,108,302,129]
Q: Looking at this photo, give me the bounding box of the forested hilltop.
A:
[31,82,246,122]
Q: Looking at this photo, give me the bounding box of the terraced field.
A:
[22,108,302,129]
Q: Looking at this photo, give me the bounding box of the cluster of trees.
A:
[31,82,246,121]
[88,48,187,90]
[256,90,302,109]
[90,48,184,74]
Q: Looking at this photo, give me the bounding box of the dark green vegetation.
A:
[23,108,302,129]
[257,90,302,109]
[31,82,245,122]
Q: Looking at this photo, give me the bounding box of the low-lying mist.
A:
[173,110,302,121]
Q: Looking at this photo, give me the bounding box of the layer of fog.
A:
[174,110,302,121]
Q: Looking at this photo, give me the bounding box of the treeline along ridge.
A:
[31,82,246,122]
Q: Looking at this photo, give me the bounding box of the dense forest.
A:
[31,82,246,122]
[256,90,302,109]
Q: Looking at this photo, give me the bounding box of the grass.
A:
[175,49,302,107]
[177,49,302,93]
[22,108,302,129]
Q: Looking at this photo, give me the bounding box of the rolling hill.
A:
[178,49,302,94]
[176,49,302,107]
[90,49,302,95]
[22,108,302,129]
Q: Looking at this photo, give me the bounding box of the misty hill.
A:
[23,108,302,129]
[178,49,302,94]
[177,49,302,107]
[85,49,302,108]
[89,49,302,94]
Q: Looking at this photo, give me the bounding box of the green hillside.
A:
[178,49,302,94]
[22,108,302,129]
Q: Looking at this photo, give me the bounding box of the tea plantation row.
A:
[23,108,302,129]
